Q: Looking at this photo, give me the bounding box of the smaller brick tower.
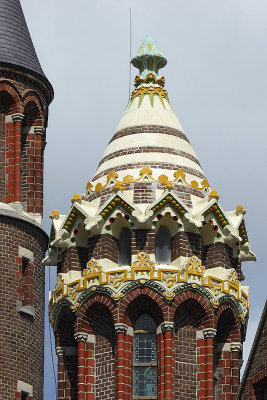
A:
[0,1,53,399]
[48,36,255,400]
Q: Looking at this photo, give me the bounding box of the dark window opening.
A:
[21,392,28,400]
[156,225,171,265]
[118,227,131,267]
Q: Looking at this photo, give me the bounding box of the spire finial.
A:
[131,36,167,78]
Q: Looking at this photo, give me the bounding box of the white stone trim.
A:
[161,321,174,333]
[17,380,33,396]
[217,342,231,352]
[56,346,78,356]
[74,332,88,342]
[230,342,243,352]
[115,323,128,334]
[196,330,204,339]
[16,301,35,317]
[203,328,217,338]
[34,126,45,136]
[12,113,24,122]
[18,246,34,263]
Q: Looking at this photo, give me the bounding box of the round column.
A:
[230,342,243,399]
[203,328,217,400]
[12,113,24,202]
[162,322,174,400]
[75,332,89,400]
[115,323,128,400]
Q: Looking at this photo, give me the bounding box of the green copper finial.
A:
[131,36,167,78]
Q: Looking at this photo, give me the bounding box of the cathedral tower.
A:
[0,0,53,399]
[48,36,254,400]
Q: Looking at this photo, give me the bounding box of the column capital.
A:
[55,346,64,357]
[161,321,174,333]
[12,113,24,122]
[230,342,243,352]
[34,126,45,135]
[115,323,128,334]
[203,328,217,339]
[74,332,88,342]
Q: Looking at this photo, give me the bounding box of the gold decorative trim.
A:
[236,205,246,215]
[49,254,248,324]
[203,203,229,228]
[86,167,210,194]
[49,209,59,219]
[130,85,169,108]
[134,73,165,88]
[71,193,81,203]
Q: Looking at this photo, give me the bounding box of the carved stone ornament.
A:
[230,342,243,352]
[11,113,24,122]
[132,252,154,269]
[161,322,174,333]
[203,328,217,339]
[55,346,64,357]
[115,323,128,334]
[74,332,88,342]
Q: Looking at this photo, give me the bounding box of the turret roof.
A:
[0,0,51,90]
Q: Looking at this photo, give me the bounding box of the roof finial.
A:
[131,36,167,78]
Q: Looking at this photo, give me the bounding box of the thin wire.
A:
[48,266,57,399]
[129,8,132,100]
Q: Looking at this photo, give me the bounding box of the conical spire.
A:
[131,35,167,78]
[0,0,48,81]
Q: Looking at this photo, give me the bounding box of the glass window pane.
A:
[134,333,157,363]
[133,366,157,396]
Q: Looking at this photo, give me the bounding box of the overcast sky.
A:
[20,1,267,399]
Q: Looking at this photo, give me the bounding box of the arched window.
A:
[118,227,131,266]
[156,225,171,264]
[133,314,157,398]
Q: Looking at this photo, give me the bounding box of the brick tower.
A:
[0,0,53,399]
[48,36,255,400]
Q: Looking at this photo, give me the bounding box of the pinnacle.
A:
[131,35,167,78]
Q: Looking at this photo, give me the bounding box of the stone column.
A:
[203,328,217,400]
[162,322,174,400]
[75,332,89,400]
[34,126,45,214]
[55,347,65,400]
[157,325,165,400]
[85,334,95,400]
[230,342,243,399]
[12,113,24,202]
[115,323,128,400]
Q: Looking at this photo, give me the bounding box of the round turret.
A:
[0,1,53,399]
[48,36,255,400]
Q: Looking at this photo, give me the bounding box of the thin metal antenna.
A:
[129,8,132,100]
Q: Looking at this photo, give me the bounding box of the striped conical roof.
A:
[87,37,209,208]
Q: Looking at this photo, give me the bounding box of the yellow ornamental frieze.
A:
[49,254,249,324]
[86,167,210,195]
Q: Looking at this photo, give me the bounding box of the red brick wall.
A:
[241,305,267,399]
[171,231,202,261]
[94,333,115,399]
[203,242,240,272]
[88,234,118,264]
[0,216,47,400]
[58,246,88,274]
[174,325,197,399]
[132,229,155,255]
[0,67,51,214]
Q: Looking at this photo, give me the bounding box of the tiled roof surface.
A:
[0,0,45,77]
